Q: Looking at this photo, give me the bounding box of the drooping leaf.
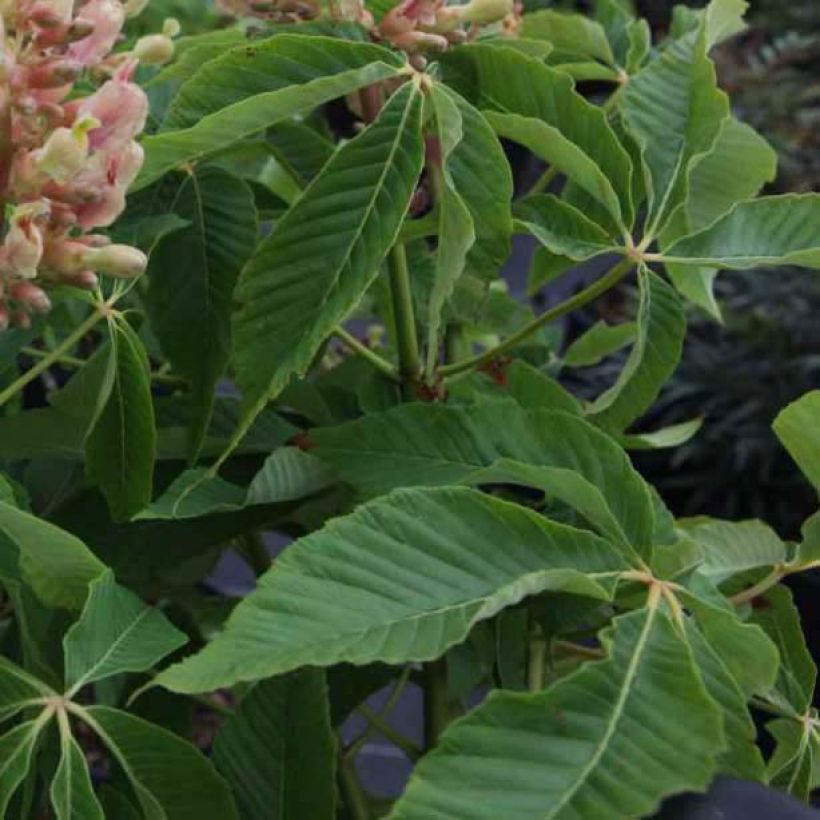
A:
[156,487,629,693]
[514,195,618,260]
[620,19,729,237]
[773,390,820,489]
[443,43,633,233]
[86,321,157,522]
[146,166,258,460]
[82,706,238,819]
[212,670,336,820]
[0,502,104,610]
[390,606,723,820]
[663,195,820,270]
[62,569,187,693]
[232,80,424,417]
[563,320,637,368]
[50,732,105,820]
[137,448,333,520]
[766,717,820,801]
[0,720,44,816]
[751,586,817,715]
[587,268,686,432]
[136,35,404,188]
[312,402,655,554]
[521,10,616,65]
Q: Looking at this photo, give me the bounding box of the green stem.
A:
[729,567,784,607]
[423,658,450,750]
[0,304,109,408]
[529,166,559,196]
[386,243,422,392]
[338,746,372,820]
[749,696,795,721]
[356,704,422,762]
[440,256,634,379]
[239,532,270,577]
[334,326,400,383]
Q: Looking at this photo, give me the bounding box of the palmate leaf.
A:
[587,268,686,433]
[442,43,633,234]
[232,80,424,416]
[521,10,616,66]
[82,706,238,819]
[136,448,333,520]
[0,501,103,611]
[0,656,52,722]
[62,569,187,694]
[50,732,104,820]
[135,35,405,189]
[766,717,820,801]
[155,487,629,693]
[620,13,729,238]
[311,402,655,555]
[663,195,820,270]
[390,606,724,820]
[86,320,157,522]
[146,166,258,460]
[0,720,44,815]
[212,670,336,820]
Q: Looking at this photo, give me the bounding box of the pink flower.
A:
[77,78,148,154]
[67,0,126,67]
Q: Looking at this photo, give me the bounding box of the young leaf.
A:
[663,195,820,270]
[443,44,633,233]
[390,607,724,820]
[136,35,404,188]
[146,166,258,460]
[212,670,336,820]
[521,10,616,66]
[62,569,187,694]
[587,268,686,433]
[620,19,729,237]
[50,732,105,820]
[563,320,637,368]
[86,321,157,522]
[425,85,476,375]
[155,487,629,693]
[773,390,820,489]
[232,80,424,415]
[82,706,239,819]
[312,403,655,554]
[0,502,104,610]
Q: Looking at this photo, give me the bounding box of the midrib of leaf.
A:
[786,725,813,794]
[67,607,153,696]
[0,657,54,696]
[547,600,659,816]
[312,81,420,321]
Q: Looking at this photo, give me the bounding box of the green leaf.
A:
[0,720,44,816]
[514,194,618,260]
[389,606,723,820]
[136,35,404,189]
[563,320,637,368]
[751,586,817,715]
[0,656,53,722]
[773,390,820,489]
[678,519,787,581]
[766,718,820,801]
[86,321,157,522]
[425,85,476,375]
[587,268,686,432]
[146,166,258,460]
[621,20,729,237]
[312,403,655,554]
[232,80,424,415]
[521,10,615,65]
[62,569,187,694]
[663,195,820,270]
[443,44,633,233]
[137,448,332,520]
[50,732,105,820]
[82,705,238,819]
[796,513,820,567]
[212,670,336,820]
[0,502,104,610]
[155,487,629,693]
[620,417,703,450]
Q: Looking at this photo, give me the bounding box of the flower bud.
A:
[458,0,512,25]
[84,244,147,279]
[10,281,51,313]
[124,0,150,17]
[25,59,81,89]
[4,202,49,279]
[134,34,175,65]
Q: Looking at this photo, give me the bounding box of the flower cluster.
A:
[0,0,175,330]
[215,0,320,23]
